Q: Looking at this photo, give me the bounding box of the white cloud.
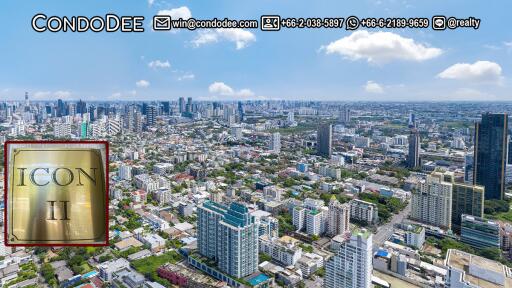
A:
[237,89,255,97]
[148,0,154,6]
[157,6,191,19]
[192,28,256,50]
[136,80,150,88]
[177,73,195,81]
[208,82,256,98]
[148,60,171,69]
[209,82,234,95]
[438,61,503,83]
[504,41,512,48]
[322,30,442,64]
[33,90,72,99]
[364,81,384,94]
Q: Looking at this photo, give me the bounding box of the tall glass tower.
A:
[474,113,508,200]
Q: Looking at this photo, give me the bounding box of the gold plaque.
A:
[5,143,107,245]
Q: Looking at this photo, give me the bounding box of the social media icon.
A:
[153,15,171,31]
[432,16,446,30]
[345,16,360,30]
[261,15,281,31]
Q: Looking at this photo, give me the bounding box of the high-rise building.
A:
[107,118,121,136]
[474,113,508,200]
[230,125,242,140]
[80,121,88,139]
[186,97,193,114]
[178,97,185,114]
[408,113,416,128]
[269,132,281,153]
[461,214,501,249]
[317,124,332,158]
[325,229,372,288]
[411,171,452,230]
[54,122,71,138]
[339,105,351,123]
[326,196,350,237]
[197,201,258,279]
[407,128,420,169]
[57,99,66,117]
[134,111,143,133]
[464,152,474,183]
[88,105,97,122]
[68,103,77,116]
[237,101,245,121]
[77,99,87,115]
[146,105,157,126]
[287,111,295,122]
[161,101,170,115]
[451,180,485,232]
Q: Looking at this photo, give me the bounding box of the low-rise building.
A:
[445,249,512,287]
[259,235,302,266]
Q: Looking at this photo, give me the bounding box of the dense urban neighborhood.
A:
[1,98,512,287]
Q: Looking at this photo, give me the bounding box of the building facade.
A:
[474,113,508,200]
[411,171,452,230]
[197,201,259,279]
[326,197,350,237]
[325,230,373,288]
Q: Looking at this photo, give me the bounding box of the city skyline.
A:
[1,0,512,101]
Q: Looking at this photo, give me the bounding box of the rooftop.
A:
[446,249,512,288]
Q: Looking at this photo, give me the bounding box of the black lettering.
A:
[29,168,50,186]
[17,168,27,186]
[52,168,74,186]
[76,168,97,186]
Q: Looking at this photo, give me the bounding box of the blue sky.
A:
[0,0,511,101]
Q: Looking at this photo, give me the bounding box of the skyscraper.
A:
[269,132,281,153]
[186,97,193,114]
[407,128,420,169]
[325,229,372,288]
[408,113,416,128]
[411,171,452,230]
[339,105,351,123]
[77,99,86,114]
[326,196,350,237]
[474,113,508,200]
[317,124,332,158]
[237,101,245,121]
[178,97,185,114]
[197,201,258,279]
[57,99,66,117]
[146,105,157,126]
[161,101,170,115]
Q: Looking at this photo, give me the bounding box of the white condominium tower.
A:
[411,171,453,230]
[325,229,373,288]
[197,200,259,278]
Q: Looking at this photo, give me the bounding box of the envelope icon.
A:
[153,15,171,31]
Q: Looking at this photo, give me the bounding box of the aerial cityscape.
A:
[1,0,512,288]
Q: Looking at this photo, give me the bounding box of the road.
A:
[372,201,411,251]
